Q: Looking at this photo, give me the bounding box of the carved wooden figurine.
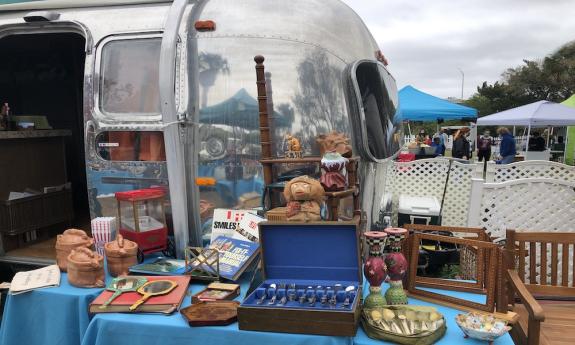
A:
[283,176,324,222]
[317,131,352,158]
[285,134,302,158]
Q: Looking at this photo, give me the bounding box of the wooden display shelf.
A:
[260,156,359,164]
[253,56,361,222]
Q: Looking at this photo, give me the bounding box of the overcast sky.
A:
[341,0,575,99]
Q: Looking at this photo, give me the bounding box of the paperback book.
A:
[192,236,260,281]
[9,265,60,295]
[210,209,258,243]
[129,257,187,276]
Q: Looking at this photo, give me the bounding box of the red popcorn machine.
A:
[115,188,168,260]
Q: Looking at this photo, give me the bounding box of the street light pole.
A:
[457,67,464,100]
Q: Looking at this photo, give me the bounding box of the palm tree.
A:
[198,52,230,107]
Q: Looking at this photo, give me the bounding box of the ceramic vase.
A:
[384,227,409,305]
[363,231,388,308]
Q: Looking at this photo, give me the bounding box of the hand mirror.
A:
[129,280,178,311]
[100,276,148,309]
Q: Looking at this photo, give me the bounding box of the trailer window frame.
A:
[94,33,163,122]
[344,59,402,162]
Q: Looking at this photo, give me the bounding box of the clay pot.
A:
[105,234,138,277]
[55,229,94,272]
[67,247,105,288]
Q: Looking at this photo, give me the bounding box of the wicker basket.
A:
[0,189,73,236]
[266,207,287,221]
[362,306,447,345]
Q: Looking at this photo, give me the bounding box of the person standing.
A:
[452,127,471,159]
[477,130,493,161]
[439,129,448,148]
[496,127,517,164]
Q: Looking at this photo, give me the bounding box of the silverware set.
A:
[254,283,356,309]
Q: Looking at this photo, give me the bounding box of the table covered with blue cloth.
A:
[1,273,514,345]
[0,273,109,345]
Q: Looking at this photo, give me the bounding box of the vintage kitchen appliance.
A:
[115,189,168,257]
[397,195,441,227]
[237,221,362,336]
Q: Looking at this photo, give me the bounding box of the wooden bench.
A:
[500,230,575,345]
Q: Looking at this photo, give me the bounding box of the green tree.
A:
[466,41,575,117]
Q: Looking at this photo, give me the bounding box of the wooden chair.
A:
[500,229,575,345]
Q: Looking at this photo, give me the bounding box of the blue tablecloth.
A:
[0,272,514,345]
[0,273,108,345]
[82,279,353,345]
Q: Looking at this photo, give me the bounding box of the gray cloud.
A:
[341,0,575,98]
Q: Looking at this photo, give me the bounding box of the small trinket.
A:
[284,134,302,158]
[256,288,267,305]
[268,283,277,305]
[342,286,355,308]
[277,284,287,305]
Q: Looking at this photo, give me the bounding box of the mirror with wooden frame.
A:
[407,232,500,312]
[402,224,491,291]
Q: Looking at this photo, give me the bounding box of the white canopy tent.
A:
[477,100,575,160]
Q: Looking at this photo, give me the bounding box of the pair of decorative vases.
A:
[363,228,408,308]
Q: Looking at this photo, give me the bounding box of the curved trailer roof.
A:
[0,0,171,11]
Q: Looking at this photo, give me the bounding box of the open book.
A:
[9,265,60,295]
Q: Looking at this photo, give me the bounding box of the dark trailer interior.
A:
[0,32,88,265]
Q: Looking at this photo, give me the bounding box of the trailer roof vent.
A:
[24,11,61,22]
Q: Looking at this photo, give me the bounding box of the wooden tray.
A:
[180,300,239,327]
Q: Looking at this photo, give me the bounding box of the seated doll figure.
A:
[283,176,325,222]
[320,151,348,191]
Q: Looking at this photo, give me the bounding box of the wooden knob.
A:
[254,55,264,64]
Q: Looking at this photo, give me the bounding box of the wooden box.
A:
[191,282,240,303]
[237,221,362,336]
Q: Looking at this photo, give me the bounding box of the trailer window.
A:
[346,61,401,161]
[96,131,166,161]
[99,37,161,116]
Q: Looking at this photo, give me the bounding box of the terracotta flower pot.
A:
[67,247,105,288]
[55,229,94,272]
[105,234,138,277]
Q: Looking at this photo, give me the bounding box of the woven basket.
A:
[266,207,287,221]
[362,306,447,345]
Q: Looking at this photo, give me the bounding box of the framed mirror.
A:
[403,224,490,291]
[407,232,499,312]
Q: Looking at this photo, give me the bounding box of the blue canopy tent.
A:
[398,85,477,121]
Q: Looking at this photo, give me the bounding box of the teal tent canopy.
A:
[398,85,477,121]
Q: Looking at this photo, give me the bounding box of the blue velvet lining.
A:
[260,223,360,281]
[242,279,359,311]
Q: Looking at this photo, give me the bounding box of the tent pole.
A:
[513,126,516,136]
[546,126,551,148]
[564,133,569,164]
[525,125,531,156]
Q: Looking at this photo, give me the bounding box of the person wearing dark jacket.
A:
[528,132,546,151]
[497,127,517,164]
[452,127,471,159]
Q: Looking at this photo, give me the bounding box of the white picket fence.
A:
[387,158,575,285]
[386,158,575,236]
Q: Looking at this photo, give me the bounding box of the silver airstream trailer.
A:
[0,0,401,266]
